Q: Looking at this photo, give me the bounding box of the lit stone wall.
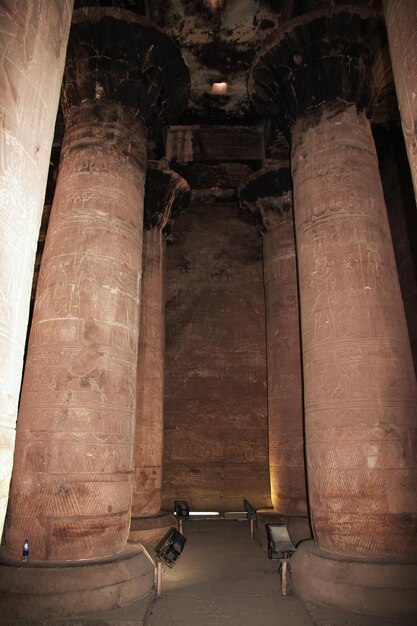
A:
[163,200,271,513]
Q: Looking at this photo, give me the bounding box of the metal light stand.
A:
[154,526,187,598]
[243,499,257,540]
[265,524,295,597]
[174,501,189,536]
[278,551,293,596]
[155,558,163,597]
[249,516,254,540]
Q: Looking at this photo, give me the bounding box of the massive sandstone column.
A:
[0,0,73,543]
[250,5,417,620]
[238,162,308,524]
[383,1,417,202]
[1,8,189,621]
[130,162,190,544]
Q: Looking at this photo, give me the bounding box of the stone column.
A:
[238,161,309,545]
[380,134,417,375]
[383,0,417,202]
[0,0,73,543]
[249,5,417,621]
[130,162,190,544]
[0,8,189,621]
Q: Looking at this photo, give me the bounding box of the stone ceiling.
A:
[73,0,286,125]
[149,0,282,124]
[72,0,397,129]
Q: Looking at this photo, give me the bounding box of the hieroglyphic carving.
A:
[6,105,146,561]
[0,0,73,542]
[305,242,336,343]
[292,105,417,558]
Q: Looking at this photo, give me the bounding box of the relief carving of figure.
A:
[73,254,101,318]
[306,244,335,342]
[366,243,385,295]
[53,260,72,316]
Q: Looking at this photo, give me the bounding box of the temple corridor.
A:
[147,520,312,626]
[1,1,417,624]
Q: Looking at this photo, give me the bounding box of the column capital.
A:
[62,7,190,126]
[248,5,385,134]
[238,160,292,233]
[144,161,191,235]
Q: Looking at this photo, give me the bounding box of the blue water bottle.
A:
[22,539,29,563]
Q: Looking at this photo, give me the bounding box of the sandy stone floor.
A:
[147,519,312,626]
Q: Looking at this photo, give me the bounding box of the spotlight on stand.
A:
[154,527,187,597]
[266,524,295,596]
[155,527,186,568]
[243,498,257,540]
[174,500,190,533]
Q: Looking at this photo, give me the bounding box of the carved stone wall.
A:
[6,103,147,561]
[384,0,417,201]
[163,201,270,512]
[292,104,417,558]
[0,0,73,540]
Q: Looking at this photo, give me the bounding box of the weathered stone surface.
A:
[172,162,257,191]
[292,104,417,558]
[6,103,147,562]
[0,545,154,620]
[292,540,417,622]
[239,161,308,517]
[163,201,270,512]
[248,5,385,135]
[384,0,417,201]
[63,7,190,127]
[143,162,191,232]
[129,226,161,520]
[0,0,73,543]
[132,164,190,521]
[249,3,417,570]
[6,8,190,563]
[166,125,264,163]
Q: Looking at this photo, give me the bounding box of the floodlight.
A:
[243,498,257,520]
[155,527,186,568]
[266,524,295,560]
[174,500,190,532]
[266,524,296,596]
[154,527,186,596]
[174,500,190,519]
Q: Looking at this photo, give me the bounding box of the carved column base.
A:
[129,510,176,545]
[0,545,154,621]
[291,540,417,625]
[255,509,312,554]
